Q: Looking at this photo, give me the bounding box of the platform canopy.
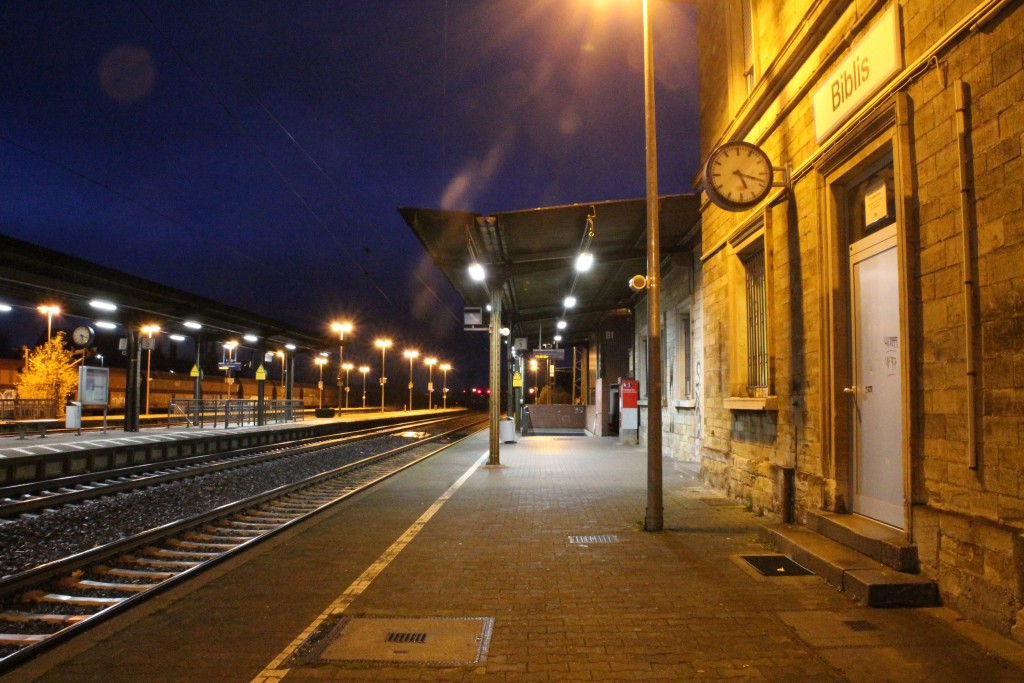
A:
[399,194,701,347]
[0,233,328,351]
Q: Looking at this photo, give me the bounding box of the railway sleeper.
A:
[140,546,220,559]
[203,524,263,537]
[168,539,238,551]
[21,591,125,607]
[186,531,253,543]
[117,555,202,569]
[60,578,151,593]
[0,610,87,625]
[0,634,47,646]
[95,566,176,580]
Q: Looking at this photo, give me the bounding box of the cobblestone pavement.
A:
[10,432,1024,682]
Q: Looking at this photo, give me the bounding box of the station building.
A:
[668,0,1024,636]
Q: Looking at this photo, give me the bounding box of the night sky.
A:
[1,0,699,386]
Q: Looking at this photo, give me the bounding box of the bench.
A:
[0,419,62,439]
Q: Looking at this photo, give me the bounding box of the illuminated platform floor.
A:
[10,431,1024,682]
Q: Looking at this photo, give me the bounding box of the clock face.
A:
[704,141,773,211]
[72,325,95,347]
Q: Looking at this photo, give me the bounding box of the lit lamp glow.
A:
[342,362,354,408]
[359,365,370,408]
[424,357,437,409]
[331,322,353,410]
[403,349,419,410]
[439,363,451,409]
[375,339,392,412]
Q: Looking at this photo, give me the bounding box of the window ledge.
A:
[724,396,778,411]
[671,398,697,409]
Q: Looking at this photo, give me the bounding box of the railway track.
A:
[0,415,486,672]
[0,414,471,518]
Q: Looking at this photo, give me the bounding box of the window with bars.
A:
[742,249,769,391]
[725,216,775,410]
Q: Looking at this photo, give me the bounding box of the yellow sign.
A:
[512,372,523,388]
[255,364,268,381]
[190,364,200,378]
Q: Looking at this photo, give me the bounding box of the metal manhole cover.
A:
[741,554,813,576]
[309,616,494,666]
[569,534,619,544]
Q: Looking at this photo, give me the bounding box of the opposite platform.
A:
[6,432,1024,682]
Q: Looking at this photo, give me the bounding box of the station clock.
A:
[703,140,775,211]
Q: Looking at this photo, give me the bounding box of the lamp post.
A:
[276,350,286,387]
[641,0,663,532]
[359,365,370,408]
[403,349,419,410]
[331,322,353,409]
[37,305,60,340]
[141,324,160,415]
[440,363,451,409]
[315,356,327,410]
[424,357,437,409]
[342,362,353,409]
[375,339,391,412]
[530,359,539,403]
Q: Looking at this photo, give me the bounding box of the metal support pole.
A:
[643,0,663,532]
[489,287,502,466]
[125,326,140,432]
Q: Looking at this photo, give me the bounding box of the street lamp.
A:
[37,305,60,340]
[424,357,437,409]
[640,0,664,532]
[359,365,370,408]
[403,349,419,410]
[315,356,327,410]
[375,339,392,412]
[276,350,286,387]
[342,362,353,409]
[440,363,451,409]
[530,358,539,403]
[331,322,353,409]
[141,324,160,415]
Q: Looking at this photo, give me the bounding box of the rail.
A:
[0,398,58,421]
[167,398,305,428]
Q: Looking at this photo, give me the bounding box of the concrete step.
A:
[806,509,919,572]
[761,523,939,608]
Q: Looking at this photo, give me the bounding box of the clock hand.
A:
[732,169,748,189]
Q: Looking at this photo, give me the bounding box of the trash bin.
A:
[499,417,517,444]
[65,401,82,430]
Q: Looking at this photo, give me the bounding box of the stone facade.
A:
[634,248,704,463]
[691,0,1024,636]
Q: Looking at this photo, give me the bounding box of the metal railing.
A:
[0,398,59,421]
[167,398,305,429]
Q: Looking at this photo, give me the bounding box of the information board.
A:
[78,366,110,406]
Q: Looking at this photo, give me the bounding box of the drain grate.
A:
[843,620,879,632]
[741,554,813,576]
[569,534,618,544]
[295,616,494,667]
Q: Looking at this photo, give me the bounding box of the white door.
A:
[849,225,904,528]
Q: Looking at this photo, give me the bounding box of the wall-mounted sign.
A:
[813,4,901,142]
[864,176,894,227]
[464,307,487,331]
[78,366,110,406]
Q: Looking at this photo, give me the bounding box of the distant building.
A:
[680,0,1024,636]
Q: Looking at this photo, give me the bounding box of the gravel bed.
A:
[0,427,467,579]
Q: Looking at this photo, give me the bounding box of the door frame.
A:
[816,93,916,539]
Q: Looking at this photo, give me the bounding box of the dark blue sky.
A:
[1,0,699,385]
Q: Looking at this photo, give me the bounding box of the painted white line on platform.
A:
[251,449,490,683]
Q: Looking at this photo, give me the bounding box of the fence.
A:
[167,398,305,429]
[0,398,59,421]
